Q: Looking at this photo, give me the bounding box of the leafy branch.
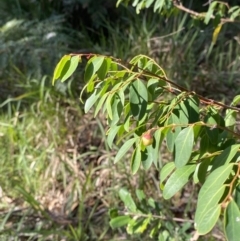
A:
[52,53,240,239]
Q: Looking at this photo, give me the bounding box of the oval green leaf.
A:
[131,145,141,174]
[129,79,148,121]
[141,146,154,170]
[195,164,234,234]
[163,164,196,199]
[166,113,181,152]
[114,138,137,164]
[61,55,80,82]
[119,188,137,212]
[224,199,240,241]
[160,162,175,185]
[174,126,194,168]
[110,216,131,229]
[52,55,71,85]
[107,125,121,149]
[211,144,240,170]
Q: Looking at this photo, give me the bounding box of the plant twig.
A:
[139,69,240,113]
[122,211,194,223]
[172,0,236,24]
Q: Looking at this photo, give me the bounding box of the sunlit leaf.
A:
[127,217,151,234]
[131,145,141,174]
[114,137,137,163]
[119,188,137,212]
[61,55,80,82]
[97,57,111,80]
[196,203,222,235]
[163,164,196,199]
[129,79,148,121]
[160,162,175,185]
[224,199,240,241]
[146,0,155,8]
[94,92,108,117]
[154,0,165,12]
[197,158,211,184]
[141,147,153,170]
[152,129,163,168]
[195,164,234,234]
[84,56,105,82]
[107,125,121,149]
[174,126,194,168]
[84,88,100,113]
[166,113,181,152]
[52,55,71,85]
[234,185,240,207]
[110,94,123,126]
[84,82,106,113]
[211,144,240,170]
[110,216,131,229]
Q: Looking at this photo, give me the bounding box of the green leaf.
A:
[197,158,211,184]
[129,79,148,121]
[84,89,100,113]
[205,111,224,144]
[110,216,131,229]
[174,126,194,168]
[110,94,124,126]
[225,109,237,128]
[166,113,181,152]
[152,129,163,168]
[204,2,217,24]
[232,95,240,106]
[212,144,240,170]
[106,93,114,120]
[109,208,118,219]
[84,56,105,82]
[119,188,137,212]
[136,189,146,202]
[84,81,109,113]
[141,147,153,170]
[234,186,240,207]
[160,162,175,185]
[154,0,165,13]
[97,57,111,80]
[146,0,155,8]
[163,164,196,199]
[224,200,240,241]
[195,164,234,234]
[114,137,137,164]
[182,96,200,124]
[52,55,71,85]
[107,125,121,149]
[229,7,240,20]
[94,92,108,117]
[127,217,151,234]
[61,55,80,82]
[196,203,222,235]
[86,74,97,93]
[193,163,201,184]
[131,145,141,174]
[124,113,131,132]
[147,78,164,101]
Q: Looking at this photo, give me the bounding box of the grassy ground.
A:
[0,2,240,240]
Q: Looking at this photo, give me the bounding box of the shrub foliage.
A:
[52,1,240,239]
[53,53,240,239]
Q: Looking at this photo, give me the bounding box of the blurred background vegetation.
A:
[0,0,239,240]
